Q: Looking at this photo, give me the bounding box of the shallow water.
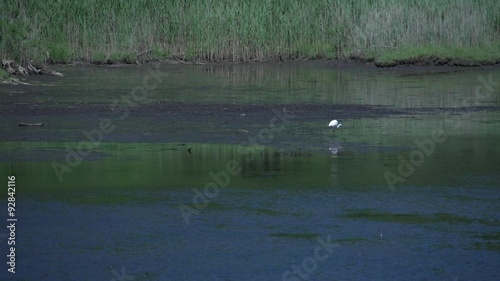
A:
[0,63,499,280]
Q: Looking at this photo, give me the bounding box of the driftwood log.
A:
[2,59,63,77]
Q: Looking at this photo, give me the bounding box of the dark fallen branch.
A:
[19,122,44,127]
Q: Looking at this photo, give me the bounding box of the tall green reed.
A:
[1,0,498,63]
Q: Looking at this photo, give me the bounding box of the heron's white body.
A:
[328,120,342,129]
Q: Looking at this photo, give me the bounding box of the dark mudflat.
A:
[0,101,402,143]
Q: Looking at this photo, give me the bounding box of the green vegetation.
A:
[1,0,499,64]
[344,209,476,224]
[0,68,8,79]
[470,232,500,251]
[376,43,500,65]
[270,232,319,239]
[0,68,21,84]
[255,208,286,217]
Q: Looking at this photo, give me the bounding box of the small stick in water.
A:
[18,122,43,127]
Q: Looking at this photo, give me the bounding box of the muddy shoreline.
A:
[3,57,500,81]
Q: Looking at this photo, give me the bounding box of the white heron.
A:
[328,119,342,129]
[328,119,342,137]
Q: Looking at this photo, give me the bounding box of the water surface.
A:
[0,63,499,280]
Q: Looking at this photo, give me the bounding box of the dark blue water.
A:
[11,184,500,281]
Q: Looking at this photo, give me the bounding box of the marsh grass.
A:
[1,0,499,63]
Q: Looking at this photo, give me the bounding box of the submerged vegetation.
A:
[343,209,488,225]
[1,0,499,64]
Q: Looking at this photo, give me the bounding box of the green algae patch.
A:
[344,209,475,225]
[270,232,319,239]
[255,208,286,217]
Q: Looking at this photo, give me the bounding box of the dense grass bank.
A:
[1,0,499,64]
